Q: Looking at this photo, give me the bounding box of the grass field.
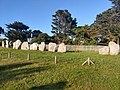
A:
[0,47,120,90]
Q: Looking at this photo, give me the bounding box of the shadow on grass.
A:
[0,66,49,83]
[0,62,33,72]
[66,51,82,53]
[30,81,68,90]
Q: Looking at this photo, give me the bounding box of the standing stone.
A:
[39,42,45,51]
[109,41,119,55]
[30,43,38,50]
[13,42,15,49]
[5,40,9,48]
[58,43,66,52]
[13,42,16,49]
[15,40,22,49]
[13,40,22,49]
[99,46,109,55]
[48,43,57,52]
[2,41,5,47]
[21,42,29,50]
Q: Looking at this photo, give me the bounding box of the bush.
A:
[89,40,98,45]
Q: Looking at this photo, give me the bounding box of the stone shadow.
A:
[30,81,68,90]
[0,65,49,83]
[0,62,33,72]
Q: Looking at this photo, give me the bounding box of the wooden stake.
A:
[55,56,57,64]
[88,57,90,65]
[82,57,94,66]
[8,52,11,58]
[27,54,30,60]
[1,53,2,59]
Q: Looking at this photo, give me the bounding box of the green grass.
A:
[0,47,120,90]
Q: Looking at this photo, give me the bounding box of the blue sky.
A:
[0,0,112,36]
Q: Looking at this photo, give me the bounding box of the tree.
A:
[31,33,51,44]
[110,0,120,11]
[91,0,120,44]
[72,26,98,45]
[72,28,89,45]
[0,26,4,35]
[51,9,77,43]
[6,21,29,31]
[32,30,42,38]
[5,21,29,42]
[37,33,51,44]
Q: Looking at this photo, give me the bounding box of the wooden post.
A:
[27,54,30,60]
[88,57,90,65]
[0,53,2,59]
[55,56,57,64]
[8,52,11,58]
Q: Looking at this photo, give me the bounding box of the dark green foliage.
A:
[5,21,30,42]
[0,26,4,35]
[6,21,29,31]
[31,33,51,44]
[92,0,120,43]
[25,30,32,38]
[32,30,42,38]
[51,10,77,43]
[110,0,120,11]
[73,28,89,43]
[71,26,99,45]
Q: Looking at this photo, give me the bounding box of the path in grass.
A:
[0,47,120,90]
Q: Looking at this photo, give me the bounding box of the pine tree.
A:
[51,10,77,43]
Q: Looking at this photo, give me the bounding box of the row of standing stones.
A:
[2,40,66,53]
[2,40,120,55]
[99,41,120,55]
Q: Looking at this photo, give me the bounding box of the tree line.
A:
[0,0,120,45]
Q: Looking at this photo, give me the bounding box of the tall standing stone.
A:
[2,41,5,47]
[48,43,57,52]
[16,40,22,49]
[58,43,66,52]
[13,40,22,49]
[99,46,109,55]
[21,42,29,50]
[13,42,16,49]
[5,40,9,48]
[109,41,119,55]
[39,42,46,51]
[30,43,38,50]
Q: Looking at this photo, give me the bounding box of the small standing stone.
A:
[13,40,22,49]
[5,40,9,48]
[13,42,16,49]
[2,41,5,47]
[48,43,57,52]
[99,46,109,55]
[21,42,29,50]
[58,43,66,52]
[30,43,38,50]
[39,42,46,51]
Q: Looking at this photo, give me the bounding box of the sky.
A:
[0,0,112,36]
